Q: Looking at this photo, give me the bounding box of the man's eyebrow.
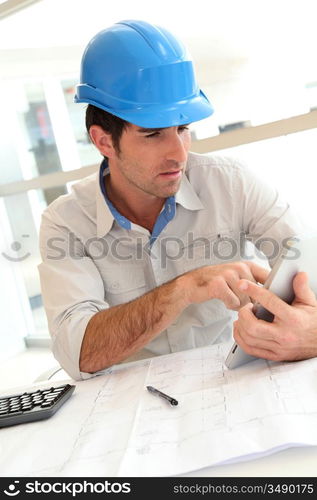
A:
[136,127,165,133]
[136,125,191,133]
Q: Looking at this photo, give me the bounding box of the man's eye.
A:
[145,132,160,138]
[178,126,189,132]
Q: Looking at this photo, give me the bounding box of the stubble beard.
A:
[118,157,184,199]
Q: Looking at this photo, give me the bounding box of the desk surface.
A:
[1,345,317,478]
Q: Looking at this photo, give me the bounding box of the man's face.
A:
[110,123,191,199]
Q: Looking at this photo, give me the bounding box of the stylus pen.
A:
[146,385,178,406]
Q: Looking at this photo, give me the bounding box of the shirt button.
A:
[111,281,120,289]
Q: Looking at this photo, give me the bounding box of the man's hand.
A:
[181,261,270,311]
[234,272,317,361]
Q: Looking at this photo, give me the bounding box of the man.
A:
[38,20,317,380]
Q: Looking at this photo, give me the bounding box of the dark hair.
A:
[85,104,129,155]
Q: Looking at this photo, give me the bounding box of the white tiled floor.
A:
[0,347,68,392]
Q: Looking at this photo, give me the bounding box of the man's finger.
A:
[237,304,278,342]
[220,284,241,310]
[292,272,317,307]
[233,324,280,360]
[237,279,291,320]
[226,278,251,307]
[247,261,270,285]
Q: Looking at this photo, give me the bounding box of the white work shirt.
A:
[38,152,304,380]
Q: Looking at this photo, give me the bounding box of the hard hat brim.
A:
[75,88,214,128]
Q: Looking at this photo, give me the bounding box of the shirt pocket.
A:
[177,229,237,274]
[101,264,147,306]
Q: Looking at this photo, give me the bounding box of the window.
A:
[0,76,101,350]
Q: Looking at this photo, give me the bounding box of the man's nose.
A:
[165,133,189,163]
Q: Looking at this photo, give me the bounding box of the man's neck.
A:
[104,176,165,232]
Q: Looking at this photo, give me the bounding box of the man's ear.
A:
[89,125,116,158]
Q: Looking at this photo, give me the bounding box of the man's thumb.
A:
[293,272,317,306]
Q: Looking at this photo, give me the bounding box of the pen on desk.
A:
[146,385,178,406]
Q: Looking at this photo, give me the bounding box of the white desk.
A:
[1,345,317,477]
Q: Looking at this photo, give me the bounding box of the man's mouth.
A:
[159,170,182,178]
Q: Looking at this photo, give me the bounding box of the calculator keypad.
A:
[0,384,75,427]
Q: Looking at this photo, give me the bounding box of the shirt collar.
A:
[175,169,204,211]
[99,159,132,230]
[96,160,115,238]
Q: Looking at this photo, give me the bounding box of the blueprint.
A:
[2,342,317,477]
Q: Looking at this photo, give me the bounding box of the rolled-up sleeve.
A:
[38,211,109,380]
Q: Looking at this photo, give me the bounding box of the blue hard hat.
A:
[74,20,214,127]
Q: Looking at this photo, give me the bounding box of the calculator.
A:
[0,383,75,428]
